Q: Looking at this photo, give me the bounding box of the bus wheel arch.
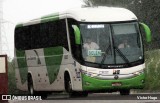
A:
[64,71,88,97]
[27,73,48,99]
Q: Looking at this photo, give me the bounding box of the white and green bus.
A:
[14,7,151,97]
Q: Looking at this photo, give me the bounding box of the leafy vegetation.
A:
[144,50,160,92]
[8,60,18,94]
[8,60,27,94]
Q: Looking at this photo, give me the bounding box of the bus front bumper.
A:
[82,73,145,92]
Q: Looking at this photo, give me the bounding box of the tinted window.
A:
[15,26,31,50]
[68,19,78,57]
[15,19,69,51]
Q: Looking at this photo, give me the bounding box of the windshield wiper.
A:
[100,45,111,66]
[114,46,131,65]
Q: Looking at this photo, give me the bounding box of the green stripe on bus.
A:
[41,13,59,23]
[15,24,23,28]
[41,13,59,19]
[44,47,63,84]
[16,50,28,84]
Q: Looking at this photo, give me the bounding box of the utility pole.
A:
[0,0,2,54]
[0,0,10,56]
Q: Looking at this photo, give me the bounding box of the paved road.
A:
[8,93,160,103]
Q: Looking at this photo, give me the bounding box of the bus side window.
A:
[67,18,82,61]
[15,19,69,51]
[57,20,69,51]
[15,26,31,50]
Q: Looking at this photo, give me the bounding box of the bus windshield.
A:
[80,22,143,66]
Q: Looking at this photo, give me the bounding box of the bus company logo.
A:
[114,75,119,80]
[113,70,120,75]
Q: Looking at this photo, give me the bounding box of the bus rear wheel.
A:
[28,75,48,99]
[120,89,130,95]
[28,75,35,96]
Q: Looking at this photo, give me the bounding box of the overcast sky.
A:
[2,0,84,58]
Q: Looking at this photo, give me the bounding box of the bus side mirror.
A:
[139,22,151,42]
[72,25,81,45]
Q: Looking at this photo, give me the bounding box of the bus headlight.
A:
[132,70,144,76]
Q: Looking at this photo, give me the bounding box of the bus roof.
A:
[16,6,138,27]
[66,6,137,22]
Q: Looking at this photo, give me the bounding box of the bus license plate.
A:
[112,82,121,86]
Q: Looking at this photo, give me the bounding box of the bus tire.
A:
[28,74,48,99]
[78,91,88,97]
[65,73,72,93]
[28,74,35,96]
[120,89,130,95]
[69,91,88,98]
[64,72,76,97]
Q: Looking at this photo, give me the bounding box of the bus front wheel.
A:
[65,73,88,97]
[65,75,74,97]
